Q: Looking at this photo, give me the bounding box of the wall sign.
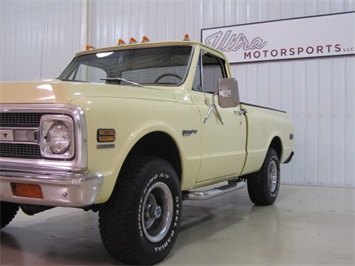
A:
[201,12,354,63]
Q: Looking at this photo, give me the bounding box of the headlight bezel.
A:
[40,114,75,159]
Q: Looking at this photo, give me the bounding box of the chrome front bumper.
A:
[0,170,103,207]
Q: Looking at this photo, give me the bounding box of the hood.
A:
[0,79,175,104]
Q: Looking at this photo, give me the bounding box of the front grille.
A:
[0,113,43,127]
[0,112,43,159]
[0,143,42,159]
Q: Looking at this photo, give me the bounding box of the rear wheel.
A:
[0,202,19,229]
[99,156,182,265]
[247,148,280,205]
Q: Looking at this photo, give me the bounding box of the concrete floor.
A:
[0,184,354,265]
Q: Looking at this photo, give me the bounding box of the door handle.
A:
[234,109,247,115]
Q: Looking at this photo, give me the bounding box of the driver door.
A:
[192,51,247,183]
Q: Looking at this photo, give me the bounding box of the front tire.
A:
[0,202,19,229]
[99,156,182,265]
[247,148,280,205]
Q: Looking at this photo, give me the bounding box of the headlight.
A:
[40,115,75,159]
[47,122,71,154]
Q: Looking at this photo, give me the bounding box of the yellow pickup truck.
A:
[0,39,294,265]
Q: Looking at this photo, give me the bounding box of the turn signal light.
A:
[97,129,116,142]
[11,183,43,199]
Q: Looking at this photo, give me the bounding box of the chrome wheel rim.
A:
[142,182,173,243]
[268,160,278,193]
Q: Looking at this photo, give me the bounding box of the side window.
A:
[201,52,226,93]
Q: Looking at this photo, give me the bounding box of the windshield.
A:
[58,46,193,86]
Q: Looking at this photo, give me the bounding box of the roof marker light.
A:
[183,34,190,41]
[141,36,150,43]
[117,39,126,45]
[86,45,96,51]
[129,37,137,44]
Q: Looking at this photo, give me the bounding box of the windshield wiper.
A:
[100,77,142,87]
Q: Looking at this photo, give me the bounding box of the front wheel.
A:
[99,156,182,265]
[247,148,280,205]
[0,202,19,229]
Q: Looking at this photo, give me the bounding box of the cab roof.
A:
[75,40,221,57]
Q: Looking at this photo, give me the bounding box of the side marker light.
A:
[97,129,116,142]
[11,183,43,199]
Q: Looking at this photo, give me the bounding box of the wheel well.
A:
[269,137,282,159]
[126,132,182,179]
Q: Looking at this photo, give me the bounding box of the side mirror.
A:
[217,78,240,108]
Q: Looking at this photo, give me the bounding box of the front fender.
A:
[71,97,201,203]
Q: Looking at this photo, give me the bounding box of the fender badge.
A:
[182,129,198,136]
[97,144,115,149]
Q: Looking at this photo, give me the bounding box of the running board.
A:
[183,180,246,200]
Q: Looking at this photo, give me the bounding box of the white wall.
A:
[0,0,83,81]
[1,0,354,187]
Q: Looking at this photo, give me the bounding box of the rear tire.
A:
[0,202,19,229]
[99,156,182,265]
[247,148,280,205]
